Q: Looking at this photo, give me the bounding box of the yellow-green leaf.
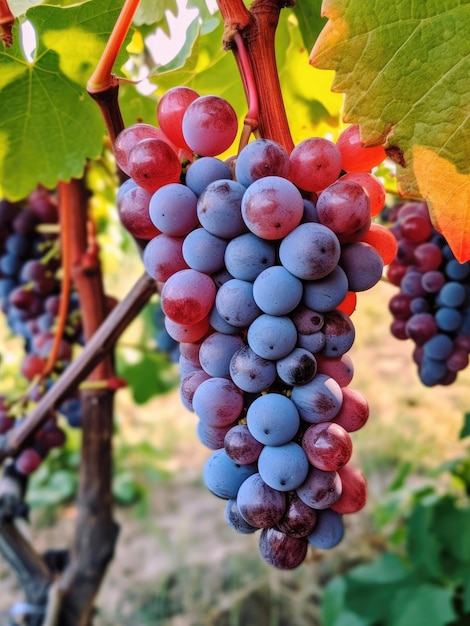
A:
[311,0,470,261]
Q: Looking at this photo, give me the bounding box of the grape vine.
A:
[0,0,467,622]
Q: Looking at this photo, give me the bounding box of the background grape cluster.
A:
[0,189,84,474]
[387,201,470,387]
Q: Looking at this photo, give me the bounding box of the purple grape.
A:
[236,473,286,528]
[307,508,344,549]
[203,448,257,500]
[259,528,308,569]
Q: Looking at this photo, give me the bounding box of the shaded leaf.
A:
[134,0,178,27]
[406,500,444,579]
[116,350,178,405]
[113,471,144,505]
[311,0,470,261]
[0,0,126,200]
[348,552,409,585]
[460,412,470,439]
[390,584,456,626]
[290,0,326,51]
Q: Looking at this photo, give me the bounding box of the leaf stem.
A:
[87,0,140,93]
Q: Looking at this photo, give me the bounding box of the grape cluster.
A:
[0,189,84,474]
[387,201,470,386]
[115,87,395,568]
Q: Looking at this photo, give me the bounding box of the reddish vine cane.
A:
[0,0,14,47]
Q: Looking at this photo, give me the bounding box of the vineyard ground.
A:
[0,279,469,625]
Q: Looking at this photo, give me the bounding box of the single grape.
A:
[197,179,247,238]
[247,314,297,360]
[224,233,276,281]
[198,332,245,378]
[258,442,309,491]
[149,183,199,237]
[307,508,344,549]
[246,393,300,446]
[316,179,371,238]
[224,423,264,465]
[340,242,384,292]
[302,266,349,313]
[185,157,232,196]
[117,184,159,240]
[290,373,343,424]
[157,86,200,151]
[161,269,216,325]
[143,234,188,283]
[203,448,257,500]
[332,387,369,432]
[279,222,341,281]
[192,377,244,427]
[302,422,353,471]
[182,228,227,274]
[336,124,386,172]
[236,473,286,528]
[127,139,181,192]
[289,137,342,192]
[229,345,277,393]
[259,528,308,569]
[276,348,317,386]
[296,466,342,510]
[331,465,367,514]
[241,176,304,240]
[276,493,318,538]
[215,278,261,328]
[235,138,290,187]
[252,265,303,315]
[182,95,238,156]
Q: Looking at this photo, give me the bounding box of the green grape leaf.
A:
[311,0,470,262]
[116,350,178,405]
[389,585,456,626]
[406,500,444,579]
[290,0,326,51]
[134,0,178,27]
[460,412,470,439]
[464,579,470,613]
[0,0,126,200]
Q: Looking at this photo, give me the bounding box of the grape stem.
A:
[232,32,260,152]
[86,0,141,146]
[217,0,294,153]
[42,181,72,378]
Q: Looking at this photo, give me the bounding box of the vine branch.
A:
[0,270,156,464]
[217,0,294,153]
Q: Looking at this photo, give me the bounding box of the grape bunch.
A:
[0,189,85,474]
[115,87,396,568]
[387,201,470,387]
